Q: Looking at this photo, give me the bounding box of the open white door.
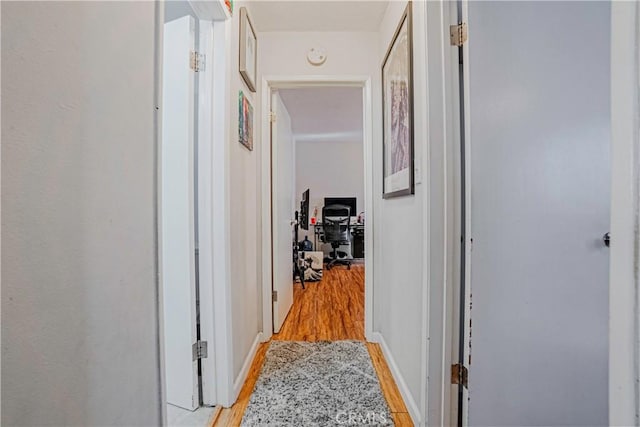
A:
[161,15,198,411]
[461,2,611,425]
[271,92,295,333]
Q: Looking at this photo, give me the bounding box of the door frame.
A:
[450,2,471,425]
[259,75,375,341]
[609,2,640,424]
[155,1,230,423]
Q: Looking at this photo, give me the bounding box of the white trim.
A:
[153,2,167,425]
[210,18,235,408]
[610,2,640,425]
[420,1,462,425]
[188,0,230,21]
[260,75,375,342]
[196,17,216,406]
[233,333,264,399]
[371,332,421,425]
[458,2,472,426]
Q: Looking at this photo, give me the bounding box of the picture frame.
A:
[239,91,254,151]
[382,3,415,199]
[239,7,257,92]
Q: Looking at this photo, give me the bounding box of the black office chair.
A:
[322,204,352,270]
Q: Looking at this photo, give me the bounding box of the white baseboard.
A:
[370,332,421,425]
[232,332,263,401]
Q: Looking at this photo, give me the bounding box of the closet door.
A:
[464,2,611,425]
[161,15,199,411]
[271,92,295,333]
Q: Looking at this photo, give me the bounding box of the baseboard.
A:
[371,332,422,425]
[232,332,263,400]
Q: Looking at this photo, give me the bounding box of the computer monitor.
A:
[299,189,310,231]
[324,197,357,217]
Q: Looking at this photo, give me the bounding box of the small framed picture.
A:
[382,3,415,199]
[239,7,257,92]
[239,91,254,151]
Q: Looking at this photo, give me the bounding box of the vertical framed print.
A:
[239,7,257,92]
[239,91,254,151]
[382,3,414,198]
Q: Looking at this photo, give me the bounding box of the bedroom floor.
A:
[273,263,365,341]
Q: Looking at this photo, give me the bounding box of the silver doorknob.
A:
[603,232,611,247]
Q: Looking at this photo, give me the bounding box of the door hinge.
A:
[192,341,208,361]
[269,111,277,123]
[190,51,205,72]
[272,290,278,302]
[450,23,468,47]
[451,363,469,388]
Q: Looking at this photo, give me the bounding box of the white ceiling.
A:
[246,1,389,32]
[278,87,363,144]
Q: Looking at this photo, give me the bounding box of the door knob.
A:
[603,232,611,247]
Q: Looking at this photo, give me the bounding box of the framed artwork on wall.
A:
[382,3,414,199]
[239,91,254,151]
[239,7,257,92]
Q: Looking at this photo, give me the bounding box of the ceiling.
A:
[246,1,389,32]
[278,87,363,144]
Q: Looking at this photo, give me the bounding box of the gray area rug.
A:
[241,341,394,426]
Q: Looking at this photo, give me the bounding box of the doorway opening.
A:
[260,77,374,343]
[270,86,367,338]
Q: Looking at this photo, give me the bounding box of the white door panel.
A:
[161,15,198,411]
[272,93,295,333]
[465,2,610,425]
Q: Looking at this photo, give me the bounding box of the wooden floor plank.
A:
[214,265,413,426]
[391,411,415,427]
[366,342,410,414]
[213,342,269,427]
[274,265,366,341]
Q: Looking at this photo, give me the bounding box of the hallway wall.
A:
[372,2,427,422]
[2,2,161,425]
[226,0,263,386]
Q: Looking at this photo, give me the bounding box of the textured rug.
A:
[241,341,393,426]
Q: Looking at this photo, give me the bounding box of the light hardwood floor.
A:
[212,264,413,426]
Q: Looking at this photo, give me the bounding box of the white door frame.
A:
[155,1,231,423]
[260,75,375,342]
[450,2,472,425]
[609,2,640,425]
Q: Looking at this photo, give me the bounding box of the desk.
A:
[312,222,365,259]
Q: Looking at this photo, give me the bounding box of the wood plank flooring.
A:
[273,264,365,341]
[213,264,413,427]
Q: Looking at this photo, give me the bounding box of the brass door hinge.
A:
[450,23,468,47]
[451,363,469,388]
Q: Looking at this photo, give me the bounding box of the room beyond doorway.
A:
[260,77,374,342]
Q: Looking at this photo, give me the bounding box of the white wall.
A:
[296,140,364,221]
[2,2,161,425]
[259,31,378,77]
[226,1,262,385]
[372,2,429,423]
[609,2,640,424]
